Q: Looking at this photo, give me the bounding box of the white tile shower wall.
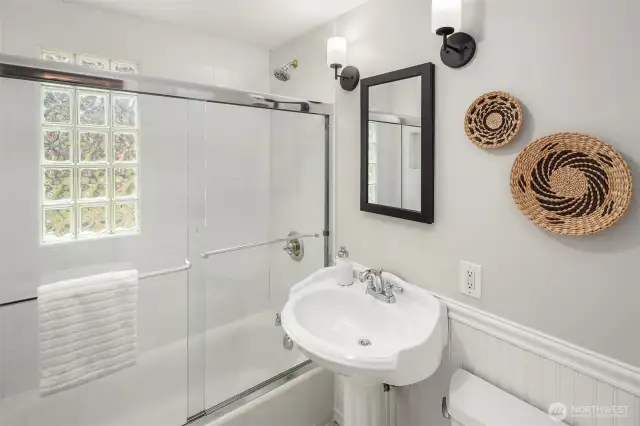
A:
[269,0,640,370]
[0,0,269,91]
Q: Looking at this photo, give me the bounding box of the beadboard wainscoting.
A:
[334,292,640,426]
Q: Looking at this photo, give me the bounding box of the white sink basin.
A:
[281,266,448,386]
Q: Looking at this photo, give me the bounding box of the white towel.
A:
[38,270,138,397]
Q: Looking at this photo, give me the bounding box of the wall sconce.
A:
[432,0,476,68]
[327,36,360,91]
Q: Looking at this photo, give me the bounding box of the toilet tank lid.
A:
[448,369,567,426]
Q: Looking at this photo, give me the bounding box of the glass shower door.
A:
[193,104,328,413]
[0,77,195,426]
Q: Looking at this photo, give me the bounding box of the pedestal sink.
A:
[281,265,448,426]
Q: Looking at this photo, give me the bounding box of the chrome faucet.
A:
[358,269,403,304]
[359,268,383,292]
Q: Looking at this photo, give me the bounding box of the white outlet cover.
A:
[459,261,482,300]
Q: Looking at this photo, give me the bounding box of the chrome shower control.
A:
[282,231,305,261]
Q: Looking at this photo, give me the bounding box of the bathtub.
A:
[205,309,308,407]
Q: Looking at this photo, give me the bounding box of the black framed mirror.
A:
[360,63,435,223]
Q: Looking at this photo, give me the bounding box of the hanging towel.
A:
[38,270,138,397]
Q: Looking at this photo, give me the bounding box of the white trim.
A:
[437,294,640,397]
[345,260,640,397]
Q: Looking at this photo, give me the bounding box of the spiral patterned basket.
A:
[510,133,632,236]
[465,91,523,148]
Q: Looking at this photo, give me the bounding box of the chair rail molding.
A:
[440,294,640,396]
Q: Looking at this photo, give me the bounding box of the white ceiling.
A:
[67,0,371,48]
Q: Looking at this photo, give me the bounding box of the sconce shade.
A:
[431,0,462,34]
[327,36,348,68]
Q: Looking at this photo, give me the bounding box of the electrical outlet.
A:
[460,261,482,299]
[466,269,475,290]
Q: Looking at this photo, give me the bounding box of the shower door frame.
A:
[0,54,333,426]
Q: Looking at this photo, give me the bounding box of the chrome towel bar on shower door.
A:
[0,260,192,308]
[201,233,320,259]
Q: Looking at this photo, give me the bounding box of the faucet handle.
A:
[383,281,394,297]
[384,281,404,295]
[391,285,404,294]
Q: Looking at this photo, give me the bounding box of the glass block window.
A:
[41,50,139,243]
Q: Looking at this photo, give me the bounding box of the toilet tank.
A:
[448,369,567,426]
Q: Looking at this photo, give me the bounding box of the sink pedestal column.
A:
[342,376,385,426]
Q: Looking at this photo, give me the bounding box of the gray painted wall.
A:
[270,0,640,367]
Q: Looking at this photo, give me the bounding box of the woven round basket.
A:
[465,91,523,148]
[510,133,632,236]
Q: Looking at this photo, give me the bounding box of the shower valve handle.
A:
[283,241,296,255]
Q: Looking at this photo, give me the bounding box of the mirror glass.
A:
[367,76,421,211]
